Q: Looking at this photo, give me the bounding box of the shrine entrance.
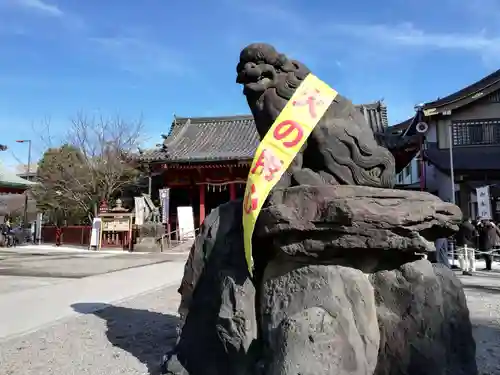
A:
[205,183,230,216]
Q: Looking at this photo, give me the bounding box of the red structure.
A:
[140,106,388,229]
[0,164,36,219]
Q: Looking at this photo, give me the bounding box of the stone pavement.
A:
[457,260,500,375]
[0,243,192,295]
[0,243,191,340]
[0,255,498,374]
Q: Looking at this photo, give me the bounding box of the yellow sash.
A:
[242,74,338,274]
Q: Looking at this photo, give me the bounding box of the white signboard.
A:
[134,196,145,225]
[35,212,43,244]
[476,185,492,220]
[159,188,170,224]
[89,217,102,249]
[177,206,195,240]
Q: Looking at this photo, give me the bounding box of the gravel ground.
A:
[458,268,500,375]
[0,270,498,375]
[0,285,181,375]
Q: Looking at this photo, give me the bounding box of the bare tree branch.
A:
[33,112,144,224]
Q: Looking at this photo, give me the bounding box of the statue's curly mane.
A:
[237,43,396,189]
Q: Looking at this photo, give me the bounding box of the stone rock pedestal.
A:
[260,262,380,375]
[370,260,477,375]
[164,185,477,375]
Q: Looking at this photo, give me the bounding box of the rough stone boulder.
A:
[260,262,380,375]
[371,260,477,375]
[163,188,477,375]
[257,259,477,375]
[172,200,258,375]
[255,185,462,267]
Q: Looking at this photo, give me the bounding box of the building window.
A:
[397,173,403,183]
[404,164,411,177]
[452,119,500,146]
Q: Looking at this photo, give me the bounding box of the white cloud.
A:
[329,22,500,67]
[10,0,63,17]
[333,22,499,51]
[226,0,500,65]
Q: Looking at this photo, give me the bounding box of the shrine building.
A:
[139,102,388,229]
[0,164,36,194]
[0,163,37,221]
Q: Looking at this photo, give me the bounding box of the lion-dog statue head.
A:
[237,43,396,188]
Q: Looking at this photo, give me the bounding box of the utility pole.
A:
[448,125,455,204]
[16,139,32,226]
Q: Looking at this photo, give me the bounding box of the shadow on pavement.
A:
[72,302,179,374]
[472,320,500,374]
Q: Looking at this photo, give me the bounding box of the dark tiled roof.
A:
[140,102,389,163]
[425,69,500,109]
[140,115,259,163]
[425,146,500,171]
[390,117,412,131]
[392,70,500,131]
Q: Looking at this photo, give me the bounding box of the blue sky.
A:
[1,0,499,169]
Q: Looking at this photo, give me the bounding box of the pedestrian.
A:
[55,225,62,247]
[435,237,450,268]
[456,217,477,275]
[477,219,499,271]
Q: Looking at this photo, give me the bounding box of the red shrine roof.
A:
[140,102,388,164]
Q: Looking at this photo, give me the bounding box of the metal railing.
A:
[160,227,200,251]
[446,238,500,268]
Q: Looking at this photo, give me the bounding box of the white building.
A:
[393,69,500,220]
[395,157,421,189]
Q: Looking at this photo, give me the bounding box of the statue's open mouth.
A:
[236,64,276,95]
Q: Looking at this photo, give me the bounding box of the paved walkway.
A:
[0,255,188,340]
[0,256,497,374]
[456,261,500,375]
[0,242,193,294]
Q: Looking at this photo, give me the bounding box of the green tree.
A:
[34,144,91,224]
[33,113,144,224]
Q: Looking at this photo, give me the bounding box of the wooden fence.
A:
[42,225,91,246]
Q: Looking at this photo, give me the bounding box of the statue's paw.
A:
[158,351,188,375]
[293,168,329,186]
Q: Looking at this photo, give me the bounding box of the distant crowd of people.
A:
[435,217,500,275]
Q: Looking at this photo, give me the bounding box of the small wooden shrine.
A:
[99,199,134,250]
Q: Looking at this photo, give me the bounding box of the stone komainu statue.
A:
[161,44,477,375]
[236,43,424,189]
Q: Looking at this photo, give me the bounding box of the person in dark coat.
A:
[477,219,500,271]
[456,217,478,275]
[434,237,450,268]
